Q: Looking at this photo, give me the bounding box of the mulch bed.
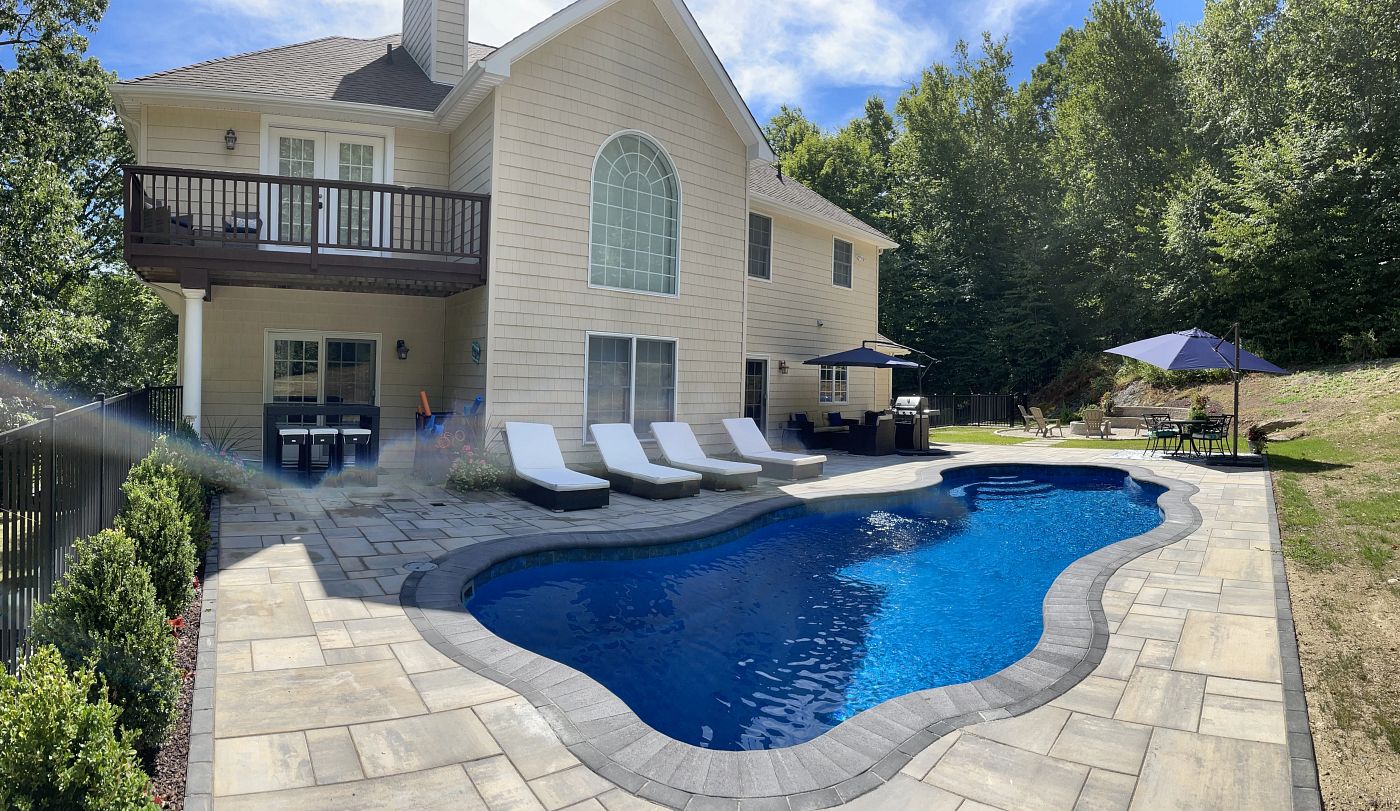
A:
[150,554,207,810]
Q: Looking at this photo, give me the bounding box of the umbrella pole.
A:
[1234,323,1241,458]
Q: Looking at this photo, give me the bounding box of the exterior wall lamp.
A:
[396,340,410,360]
[778,360,789,374]
[224,129,237,150]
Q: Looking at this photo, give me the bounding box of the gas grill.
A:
[892,396,936,452]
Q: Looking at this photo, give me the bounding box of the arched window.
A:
[589,132,679,295]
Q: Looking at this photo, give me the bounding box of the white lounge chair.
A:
[652,422,762,491]
[589,423,701,500]
[504,422,610,511]
[721,417,825,480]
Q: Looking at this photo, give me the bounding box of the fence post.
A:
[39,406,56,604]
[96,394,106,525]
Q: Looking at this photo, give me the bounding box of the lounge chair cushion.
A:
[516,467,611,492]
[722,418,827,465]
[590,423,701,486]
[653,422,762,476]
[505,422,608,492]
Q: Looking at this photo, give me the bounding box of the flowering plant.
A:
[447,444,507,492]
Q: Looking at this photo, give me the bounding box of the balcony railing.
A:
[123,166,489,290]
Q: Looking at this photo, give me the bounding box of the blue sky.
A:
[85,0,1204,130]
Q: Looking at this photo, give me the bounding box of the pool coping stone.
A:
[402,460,1203,809]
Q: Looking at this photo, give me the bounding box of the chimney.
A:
[401,0,468,85]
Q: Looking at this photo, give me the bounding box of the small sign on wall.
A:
[471,340,482,365]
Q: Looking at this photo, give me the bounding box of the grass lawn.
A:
[929,426,1032,445]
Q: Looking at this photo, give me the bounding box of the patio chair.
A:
[1144,414,1180,456]
[1029,407,1064,437]
[589,423,701,500]
[504,422,610,512]
[1017,404,1036,433]
[653,422,762,491]
[1082,407,1108,438]
[721,417,826,480]
[1199,414,1233,457]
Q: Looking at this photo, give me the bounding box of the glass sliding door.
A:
[265,332,379,418]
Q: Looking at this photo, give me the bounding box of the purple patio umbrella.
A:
[1105,326,1288,457]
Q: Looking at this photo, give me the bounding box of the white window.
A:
[589,133,680,295]
[748,213,772,279]
[586,334,677,436]
[833,239,853,288]
[819,364,848,404]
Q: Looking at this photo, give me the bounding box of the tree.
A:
[0,0,175,420]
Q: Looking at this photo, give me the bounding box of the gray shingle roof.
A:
[747,160,894,245]
[119,34,498,112]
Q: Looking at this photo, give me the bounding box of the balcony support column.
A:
[180,285,205,434]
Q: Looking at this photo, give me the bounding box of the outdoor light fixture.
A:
[396,340,410,360]
[816,319,825,328]
[778,360,789,374]
[224,129,237,150]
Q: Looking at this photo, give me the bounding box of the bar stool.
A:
[338,427,373,471]
[307,427,339,480]
[277,426,310,481]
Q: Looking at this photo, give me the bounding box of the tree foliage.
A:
[0,0,174,423]
[769,0,1400,395]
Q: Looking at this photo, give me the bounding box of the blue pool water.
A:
[467,465,1164,750]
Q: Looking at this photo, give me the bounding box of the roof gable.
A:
[445,0,773,160]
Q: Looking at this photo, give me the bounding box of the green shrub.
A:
[116,475,195,617]
[1114,357,1231,388]
[30,530,179,757]
[0,646,157,810]
[128,439,209,551]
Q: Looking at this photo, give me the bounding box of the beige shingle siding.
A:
[145,107,261,172]
[485,0,748,461]
[402,1,435,86]
[443,287,488,413]
[745,206,890,434]
[185,287,446,470]
[449,92,494,194]
[434,0,468,86]
[394,128,450,188]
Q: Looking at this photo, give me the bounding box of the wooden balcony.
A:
[123,166,490,297]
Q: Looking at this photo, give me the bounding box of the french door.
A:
[266,332,380,424]
[744,359,768,433]
[268,128,385,250]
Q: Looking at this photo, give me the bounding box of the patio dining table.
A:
[1165,418,1230,457]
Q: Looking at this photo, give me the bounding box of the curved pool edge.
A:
[400,460,1202,809]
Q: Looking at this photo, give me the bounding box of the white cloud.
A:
[959,0,1060,42]
[691,0,942,110]
[189,0,940,113]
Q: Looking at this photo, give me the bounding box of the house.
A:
[111,0,899,469]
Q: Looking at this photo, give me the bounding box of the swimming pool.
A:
[466,464,1166,751]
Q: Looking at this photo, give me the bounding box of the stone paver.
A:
[198,446,1309,810]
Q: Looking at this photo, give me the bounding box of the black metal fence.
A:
[1,386,183,671]
[926,393,1028,428]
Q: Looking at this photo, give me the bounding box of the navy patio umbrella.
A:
[1105,325,1288,458]
[802,346,922,369]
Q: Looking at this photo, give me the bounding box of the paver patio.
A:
[188,445,1316,810]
